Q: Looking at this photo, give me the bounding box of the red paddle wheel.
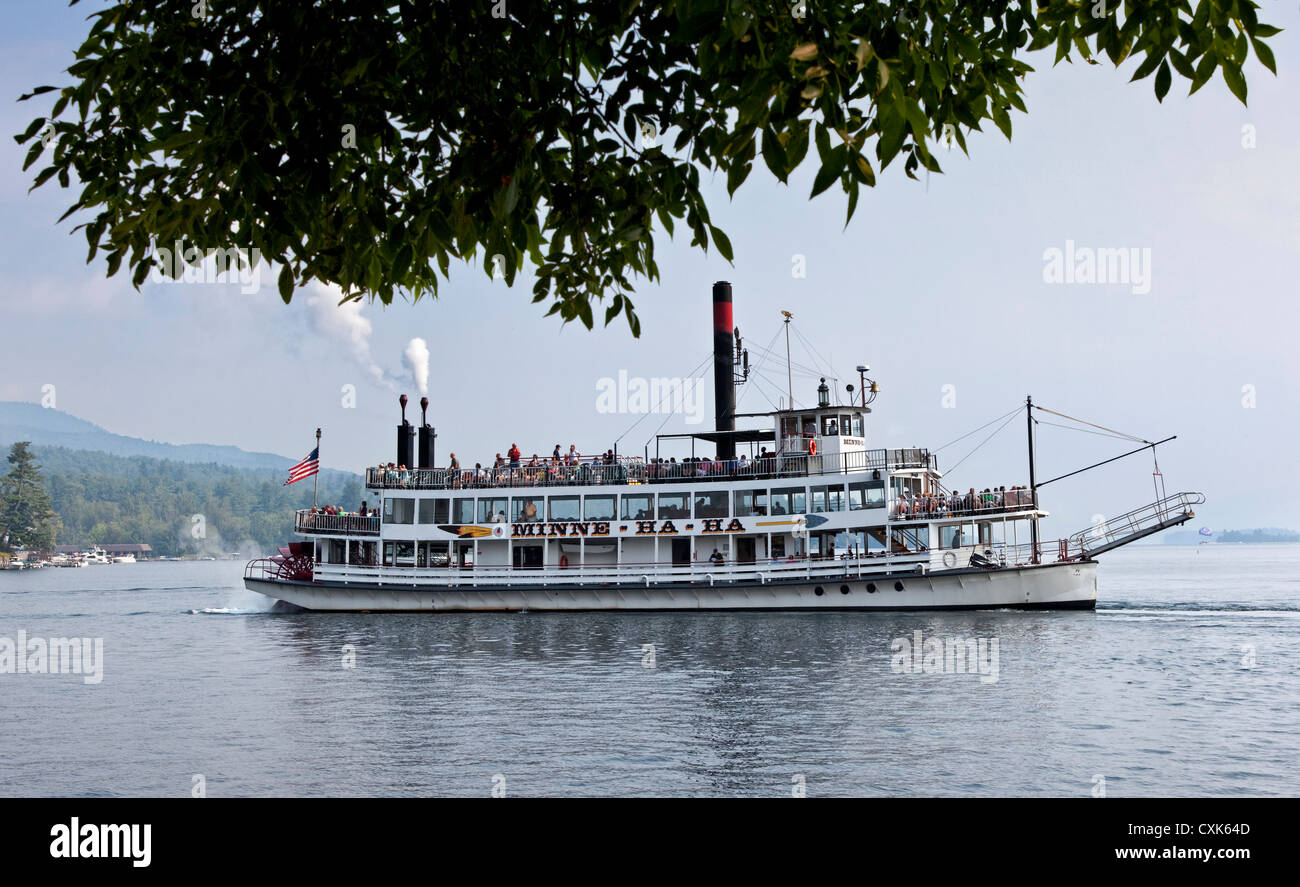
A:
[245,542,315,583]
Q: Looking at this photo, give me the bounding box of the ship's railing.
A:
[294,510,381,536]
[890,489,1038,521]
[983,540,1085,567]
[311,552,933,589]
[365,448,935,491]
[1065,491,1205,554]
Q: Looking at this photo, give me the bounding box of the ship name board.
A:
[511,521,611,538]
[634,518,746,535]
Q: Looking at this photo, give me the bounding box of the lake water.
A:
[2,544,1297,797]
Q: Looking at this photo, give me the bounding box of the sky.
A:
[1,2,1298,540]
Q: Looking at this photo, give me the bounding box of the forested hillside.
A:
[34,446,363,557]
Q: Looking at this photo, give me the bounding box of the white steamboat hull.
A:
[245,560,1097,612]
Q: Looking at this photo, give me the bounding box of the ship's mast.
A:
[313,427,321,510]
[1026,396,1038,563]
[782,311,793,409]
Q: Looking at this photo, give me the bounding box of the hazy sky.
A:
[2,3,1297,537]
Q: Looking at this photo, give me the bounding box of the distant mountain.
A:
[0,401,307,471]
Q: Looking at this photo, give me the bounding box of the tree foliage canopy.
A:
[17,1,1279,334]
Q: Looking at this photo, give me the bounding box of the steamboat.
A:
[245,282,1202,612]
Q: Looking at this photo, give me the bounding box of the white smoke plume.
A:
[305,283,398,391]
[404,338,430,396]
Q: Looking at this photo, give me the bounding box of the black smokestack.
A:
[417,396,435,469]
[712,281,735,461]
[396,394,415,468]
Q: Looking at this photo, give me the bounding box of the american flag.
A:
[284,447,319,486]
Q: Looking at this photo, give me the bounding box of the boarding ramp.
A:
[1066,492,1206,557]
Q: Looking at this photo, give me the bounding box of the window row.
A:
[382,480,886,524]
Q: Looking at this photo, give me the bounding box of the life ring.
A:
[808,440,817,455]
[942,551,957,568]
[559,554,569,569]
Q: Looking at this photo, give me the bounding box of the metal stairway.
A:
[1066,492,1206,557]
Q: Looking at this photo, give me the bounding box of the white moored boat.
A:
[245,283,1203,612]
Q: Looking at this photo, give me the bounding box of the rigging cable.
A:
[945,409,1023,475]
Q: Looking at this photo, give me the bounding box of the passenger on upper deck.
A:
[509,444,521,468]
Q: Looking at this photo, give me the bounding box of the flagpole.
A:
[313,427,321,510]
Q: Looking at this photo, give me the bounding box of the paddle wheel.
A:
[244,542,315,583]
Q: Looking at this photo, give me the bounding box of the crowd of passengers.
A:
[371,446,822,489]
[373,443,622,489]
[303,503,376,527]
[894,486,1034,518]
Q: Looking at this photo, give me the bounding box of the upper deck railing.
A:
[365,448,934,492]
[890,488,1038,521]
[295,510,381,536]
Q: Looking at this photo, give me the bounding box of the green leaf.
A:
[278,265,294,303]
[15,116,45,144]
[709,226,733,262]
[1154,61,1172,102]
[810,159,839,198]
[761,128,788,183]
[990,104,1012,141]
[1222,62,1247,105]
[1250,37,1276,75]
[1129,52,1163,83]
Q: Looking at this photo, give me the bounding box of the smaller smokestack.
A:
[397,394,415,468]
[417,397,435,469]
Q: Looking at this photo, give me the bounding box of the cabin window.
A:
[939,524,971,549]
[453,498,475,523]
[478,497,508,523]
[548,496,580,521]
[658,493,689,519]
[821,415,839,436]
[848,480,885,510]
[891,526,930,552]
[694,490,727,518]
[734,489,767,517]
[419,541,449,567]
[811,485,846,512]
[621,494,654,520]
[770,536,785,558]
[583,495,616,521]
[418,498,449,524]
[852,414,864,437]
[801,416,816,437]
[839,414,851,435]
[770,486,806,515]
[383,540,415,566]
[512,544,543,569]
[512,497,542,522]
[384,497,415,524]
